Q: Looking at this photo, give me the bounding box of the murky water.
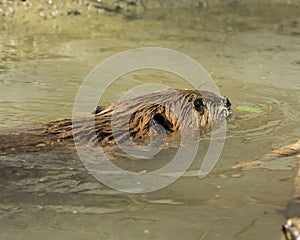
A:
[0,1,300,239]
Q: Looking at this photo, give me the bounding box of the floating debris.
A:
[236,105,263,113]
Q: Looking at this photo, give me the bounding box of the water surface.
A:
[0,2,300,240]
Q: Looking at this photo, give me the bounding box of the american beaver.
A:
[0,88,231,153]
[43,88,231,146]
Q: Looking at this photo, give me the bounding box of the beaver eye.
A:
[194,99,204,112]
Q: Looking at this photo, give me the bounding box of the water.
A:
[0,1,300,239]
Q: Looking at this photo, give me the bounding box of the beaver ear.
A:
[153,113,174,133]
[93,106,104,114]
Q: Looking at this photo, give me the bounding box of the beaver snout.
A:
[221,108,230,118]
[221,97,232,118]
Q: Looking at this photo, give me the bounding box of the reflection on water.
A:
[0,1,300,240]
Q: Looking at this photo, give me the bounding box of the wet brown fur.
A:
[43,88,230,147]
[0,88,230,153]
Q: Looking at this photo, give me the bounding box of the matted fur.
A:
[43,88,231,146]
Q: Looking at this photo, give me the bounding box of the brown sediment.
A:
[281,162,300,240]
[230,140,300,240]
[232,140,300,170]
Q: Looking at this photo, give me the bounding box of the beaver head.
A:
[198,90,231,124]
[92,88,231,145]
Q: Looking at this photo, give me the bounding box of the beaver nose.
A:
[225,97,231,109]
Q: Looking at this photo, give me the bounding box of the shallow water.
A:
[1,1,300,240]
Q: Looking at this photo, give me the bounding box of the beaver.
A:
[42,88,231,147]
[0,88,231,153]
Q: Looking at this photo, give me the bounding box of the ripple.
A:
[227,85,300,143]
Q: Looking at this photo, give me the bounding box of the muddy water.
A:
[1,2,300,240]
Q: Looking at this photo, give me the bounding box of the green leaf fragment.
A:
[236,105,263,113]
